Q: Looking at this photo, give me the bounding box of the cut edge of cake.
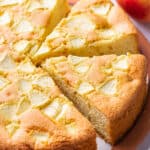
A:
[42,54,147,144]
[0,49,96,150]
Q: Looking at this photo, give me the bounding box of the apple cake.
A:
[0,0,69,56]
[0,48,96,150]
[32,0,138,63]
[43,54,147,144]
[0,0,148,148]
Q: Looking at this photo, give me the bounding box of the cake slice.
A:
[0,48,96,150]
[43,54,147,144]
[32,0,138,63]
[0,0,69,56]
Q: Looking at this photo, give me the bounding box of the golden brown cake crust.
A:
[0,109,96,150]
[32,0,138,63]
[71,0,137,34]
[0,0,147,148]
[0,48,96,150]
[87,54,147,119]
[0,0,69,60]
[43,54,147,144]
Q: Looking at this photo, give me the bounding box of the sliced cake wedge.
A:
[0,48,96,150]
[32,0,138,63]
[43,54,147,144]
[0,0,69,57]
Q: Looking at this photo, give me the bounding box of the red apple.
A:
[117,0,150,22]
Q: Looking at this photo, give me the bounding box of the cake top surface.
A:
[0,48,95,149]
[43,54,147,119]
[0,0,146,148]
[32,0,137,62]
[0,0,69,59]
[0,0,57,40]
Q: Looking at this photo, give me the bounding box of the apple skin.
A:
[117,0,150,22]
